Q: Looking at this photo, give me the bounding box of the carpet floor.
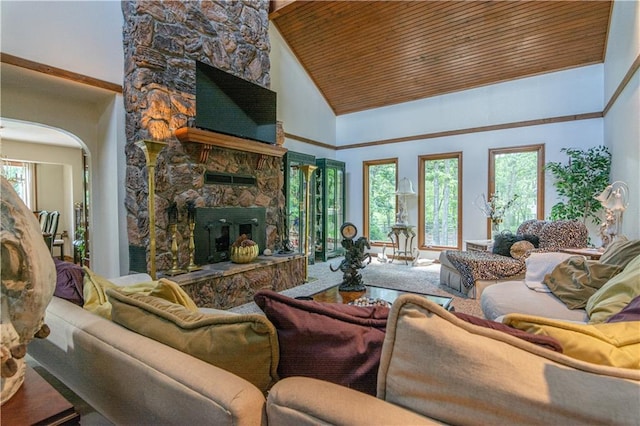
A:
[231,257,484,318]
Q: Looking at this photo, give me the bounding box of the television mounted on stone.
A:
[195,60,277,145]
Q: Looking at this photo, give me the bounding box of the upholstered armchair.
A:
[439,220,588,298]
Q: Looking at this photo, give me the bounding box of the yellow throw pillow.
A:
[83,267,120,319]
[586,255,640,324]
[147,278,198,312]
[504,314,640,369]
[82,267,197,319]
[106,288,279,393]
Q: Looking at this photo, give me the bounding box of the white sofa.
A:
[481,252,588,321]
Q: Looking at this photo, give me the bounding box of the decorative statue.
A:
[598,208,616,248]
[330,223,372,291]
[1,176,56,404]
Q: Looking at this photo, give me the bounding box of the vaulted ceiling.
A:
[270,1,612,116]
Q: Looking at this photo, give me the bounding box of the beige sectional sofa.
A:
[29,266,640,425]
[28,273,269,425]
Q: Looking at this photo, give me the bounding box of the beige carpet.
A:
[232,257,484,317]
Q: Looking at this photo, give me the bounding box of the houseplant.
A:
[545,146,611,224]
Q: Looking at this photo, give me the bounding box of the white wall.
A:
[0,0,124,85]
[269,25,337,157]
[1,0,126,276]
[1,84,124,277]
[332,65,605,251]
[603,0,640,240]
[336,119,603,250]
[336,65,603,145]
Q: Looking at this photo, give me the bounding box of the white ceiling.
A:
[0,119,80,148]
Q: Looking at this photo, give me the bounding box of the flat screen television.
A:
[195,61,277,145]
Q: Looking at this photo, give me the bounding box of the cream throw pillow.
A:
[378,294,640,425]
[106,288,279,393]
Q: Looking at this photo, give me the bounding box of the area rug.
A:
[231,257,484,318]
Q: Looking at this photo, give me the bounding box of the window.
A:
[488,144,544,235]
[363,159,397,243]
[419,153,462,249]
[1,160,34,209]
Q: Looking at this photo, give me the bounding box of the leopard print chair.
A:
[439,220,588,298]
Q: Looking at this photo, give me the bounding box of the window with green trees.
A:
[363,159,397,243]
[419,153,461,249]
[489,144,544,236]
[1,160,33,209]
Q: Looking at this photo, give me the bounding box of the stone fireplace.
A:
[121,1,304,308]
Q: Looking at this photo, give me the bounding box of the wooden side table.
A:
[560,247,604,260]
[2,366,80,425]
[465,239,493,252]
[387,225,416,264]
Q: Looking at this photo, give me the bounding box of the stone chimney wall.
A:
[121,0,282,272]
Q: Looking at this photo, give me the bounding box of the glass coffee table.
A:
[311,284,454,311]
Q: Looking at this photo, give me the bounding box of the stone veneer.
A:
[167,255,305,309]
[121,0,284,274]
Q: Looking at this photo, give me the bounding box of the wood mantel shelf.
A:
[175,127,287,163]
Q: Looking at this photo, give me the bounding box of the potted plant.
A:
[545,145,611,224]
[73,226,86,265]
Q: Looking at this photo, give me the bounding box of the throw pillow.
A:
[510,240,534,260]
[520,233,540,247]
[54,258,85,306]
[254,289,389,396]
[492,232,520,257]
[107,288,279,393]
[599,238,640,269]
[83,267,119,319]
[586,255,640,324]
[503,313,640,369]
[83,267,197,319]
[523,252,575,292]
[543,256,623,310]
[606,295,640,323]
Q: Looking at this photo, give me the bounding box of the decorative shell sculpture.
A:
[1,176,56,404]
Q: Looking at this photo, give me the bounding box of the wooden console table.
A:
[2,366,79,425]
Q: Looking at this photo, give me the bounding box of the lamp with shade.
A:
[595,181,629,244]
[395,177,416,226]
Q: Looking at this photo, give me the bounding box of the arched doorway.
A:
[0,118,90,264]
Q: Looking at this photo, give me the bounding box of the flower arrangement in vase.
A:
[475,193,519,236]
[230,234,259,263]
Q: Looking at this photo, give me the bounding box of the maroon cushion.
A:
[606,295,640,323]
[453,312,563,353]
[53,258,85,306]
[254,290,389,396]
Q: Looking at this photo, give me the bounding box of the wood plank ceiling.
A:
[270,1,612,116]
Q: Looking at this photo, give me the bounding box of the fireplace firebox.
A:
[194,207,266,264]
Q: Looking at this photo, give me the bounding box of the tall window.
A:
[1,160,34,209]
[489,144,544,235]
[363,159,397,243]
[419,153,462,249]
